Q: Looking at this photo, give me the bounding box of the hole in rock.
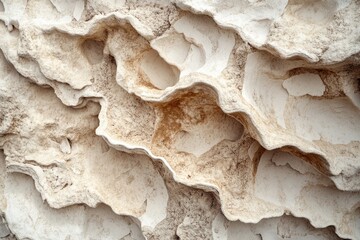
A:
[282,73,325,97]
[59,137,72,154]
[173,114,243,157]
[81,39,105,65]
[289,97,360,144]
[140,49,180,90]
[285,69,360,144]
[0,1,4,12]
[151,32,191,68]
[154,90,244,157]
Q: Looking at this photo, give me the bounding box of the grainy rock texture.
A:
[0,0,359,239]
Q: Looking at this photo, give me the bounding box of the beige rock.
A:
[0,0,359,239]
[212,213,343,240]
[176,0,360,64]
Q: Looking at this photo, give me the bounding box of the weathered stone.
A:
[0,0,359,239]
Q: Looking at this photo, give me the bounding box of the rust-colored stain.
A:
[151,90,213,147]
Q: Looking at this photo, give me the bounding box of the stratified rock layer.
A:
[0,0,359,239]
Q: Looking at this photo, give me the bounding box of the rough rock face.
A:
[0,0,359,239]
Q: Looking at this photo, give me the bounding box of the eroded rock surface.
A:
[0,0,359,239]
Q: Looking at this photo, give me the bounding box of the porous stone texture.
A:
[0,0,359,239]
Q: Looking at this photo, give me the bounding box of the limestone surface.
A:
[0,0,359,239]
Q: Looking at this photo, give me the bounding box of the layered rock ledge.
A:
[0,0,359,239]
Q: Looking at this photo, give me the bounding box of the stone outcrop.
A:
[0,0,359,239]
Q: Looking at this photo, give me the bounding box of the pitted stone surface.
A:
[0,0,359,239]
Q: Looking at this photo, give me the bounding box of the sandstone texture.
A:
[0,0,359,239]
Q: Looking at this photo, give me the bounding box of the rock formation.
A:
[0,0,359,239]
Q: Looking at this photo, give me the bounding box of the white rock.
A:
[282,73,325,97]
[0,1,359,239]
